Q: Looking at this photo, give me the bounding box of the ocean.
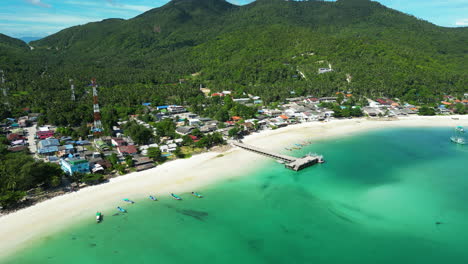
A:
[4,127,468,264]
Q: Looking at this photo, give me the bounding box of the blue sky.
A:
[0,0,467,38]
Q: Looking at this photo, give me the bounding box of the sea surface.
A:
[5,127,468,264]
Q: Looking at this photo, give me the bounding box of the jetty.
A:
[233,142,323,171]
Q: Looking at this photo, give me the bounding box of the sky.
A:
[0,0,467,39]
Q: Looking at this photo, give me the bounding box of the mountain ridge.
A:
[0,0,466,114]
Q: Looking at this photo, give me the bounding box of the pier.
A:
[232,142,323,171]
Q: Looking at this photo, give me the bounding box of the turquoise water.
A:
[5,128,468,264]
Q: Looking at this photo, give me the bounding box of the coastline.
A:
[1,115,467,260]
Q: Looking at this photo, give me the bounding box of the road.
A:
[24,124,37,155]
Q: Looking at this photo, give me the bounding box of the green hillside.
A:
[0,0,467,123]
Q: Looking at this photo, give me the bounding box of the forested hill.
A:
[0,34,28,49]
[0,0,467,122]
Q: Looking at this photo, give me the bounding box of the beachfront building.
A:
[60,158,90,175]
[117,145,138,156]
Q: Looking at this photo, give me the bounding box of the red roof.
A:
[7,133,22,141]
[212,93,224,97]
[8,146,28,152]
[118,145,138,155]
[232,116,242,121]
[279,115,289,119]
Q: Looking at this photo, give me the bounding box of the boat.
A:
[276,160,285,164]
[171,193,182,200]
[450,136,466,145]
[96,212,102,223]
[455,126,465,133]
[117,206,127,213]
[191,192,203,198]
[149,195,158,201]
[123,198,135,204]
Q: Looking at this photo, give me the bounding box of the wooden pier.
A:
[233,142,323,171]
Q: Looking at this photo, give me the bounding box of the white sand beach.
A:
[0,115,467,259]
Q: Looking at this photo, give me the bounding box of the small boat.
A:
[149,195,158,201]
[171,193,182,200]
[450,136,466,145]
[96,212,102,223]
[123,198,135,204]
[117,206,127,213]
[455,126,465,133]
[191,192,203,198]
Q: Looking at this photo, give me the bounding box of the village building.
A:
[36,130,54,139]
[176,126,194,135]
[318,68,333,74]
[60,158,90,175]
[111,137,127,147]
[117,145,138,156]
[168,105,187,114]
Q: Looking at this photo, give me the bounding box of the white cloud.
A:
[455,18,468,26]
[0,13,99,25]
[63,0,153,13]
[26,0,51,8]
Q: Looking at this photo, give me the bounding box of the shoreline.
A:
[1,115,467,260]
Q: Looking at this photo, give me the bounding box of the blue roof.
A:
[64,144,74,150]
[157,105,169,109]
[142,103,151,106]
[39,138,60,148]
[38,146,59,154]
[76,140,90,145]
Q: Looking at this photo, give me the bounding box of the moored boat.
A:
[96,212,102,223]
[191,192,203,198]
[450,136,466,145]
[117,206,127,213]
[149,195,158,201]
[456,126,465,133]
[123,198,135,204]
[171,193,182,200]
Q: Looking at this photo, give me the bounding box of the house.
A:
[176,126,194,135]
[36,131,54,139]
[134,156,155,171]
[117,145,138,155]
[60,158,90,175]
[188,119,202,126]
[159,145,169,152]
[111,137,127,147]
[7,133,23,141]
[38,138,60,149]
[200,125,217,133]
[232,116,242,122]
[95,139,110,151]
[319,97,337,103]
[233,98,250,104]
[11,140,26,146]
[168,105,187,114]
[57,145,75,157]
[363,107,381,117]
[8,146,28,153]
[189,135,200,142]
[318,68,333,74]
[168,143,178,152]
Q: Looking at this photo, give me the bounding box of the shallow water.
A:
[5,128,468,264]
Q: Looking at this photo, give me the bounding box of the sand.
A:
[0,115,467,259]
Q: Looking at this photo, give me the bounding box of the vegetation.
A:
[0,137,63,208]
[0,0,466,128]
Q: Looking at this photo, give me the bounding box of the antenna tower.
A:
[91,78,103,135]
[70,79,76,101]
